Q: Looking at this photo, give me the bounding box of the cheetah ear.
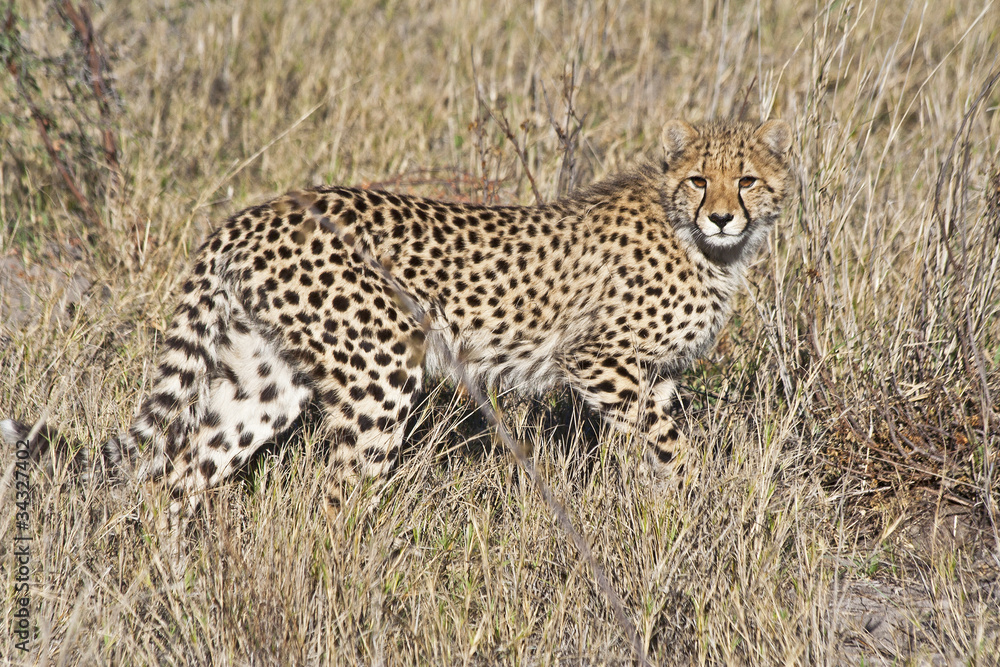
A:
[755,119,793,157]
[661,120,698,161]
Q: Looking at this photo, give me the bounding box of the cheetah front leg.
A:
[565,352,694,483]
[634,377,695,482]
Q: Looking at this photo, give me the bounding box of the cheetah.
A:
[2,119,793,517]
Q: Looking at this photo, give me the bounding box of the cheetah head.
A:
[661,119,793,265]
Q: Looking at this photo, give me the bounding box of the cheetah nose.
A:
[708,212,734,229]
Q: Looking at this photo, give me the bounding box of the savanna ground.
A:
[2,0,999,664]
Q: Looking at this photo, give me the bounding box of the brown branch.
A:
[363,167,487,201]
[541,61,587,198]
[737,75,758,120]
[3,2,111,231]
[58,0,121,196]
[4,57,103,229]
[485,100,543,205]
[930,67,1000,543]
[32,105,102,225]
[469,50,542,205]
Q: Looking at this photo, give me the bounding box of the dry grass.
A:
[2,0,999,664]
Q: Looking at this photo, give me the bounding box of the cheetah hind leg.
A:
[310,364,423,526]
[158,315,312,521]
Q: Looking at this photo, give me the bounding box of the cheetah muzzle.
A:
[2,118,793,519]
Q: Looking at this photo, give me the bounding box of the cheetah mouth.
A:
[682,223,756,265]
[696,217,749,241]
[699,227,746,242]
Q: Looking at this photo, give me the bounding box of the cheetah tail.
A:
[1,417,123,483]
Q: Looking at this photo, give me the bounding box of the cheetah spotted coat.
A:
[2,119,793,515]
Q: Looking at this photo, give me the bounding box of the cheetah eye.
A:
[739,176,757,188]
[689,176,707,188]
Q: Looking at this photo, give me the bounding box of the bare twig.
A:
[6,78,103,229]
[292,191,650,667]
[541,61,587,198]
[364,167,489,201]
[469,49,541,204]
[468,51,500,204]
[2,2,113,231]
[736,75,758,120]
[479,96,543,204]
[931,65,1000,547]
[57,0,122,198]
